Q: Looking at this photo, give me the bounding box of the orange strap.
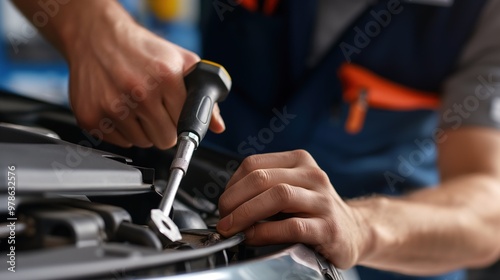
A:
[340,63,440,110]
[339,63,440,135]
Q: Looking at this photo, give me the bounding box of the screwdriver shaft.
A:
[158,169,184,217]
[158,132,199,217]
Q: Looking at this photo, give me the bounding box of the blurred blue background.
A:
[0,0,200,105]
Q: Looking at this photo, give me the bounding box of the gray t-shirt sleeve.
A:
[439,0,500,130]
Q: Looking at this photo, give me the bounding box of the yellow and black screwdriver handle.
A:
[178,60,232,143]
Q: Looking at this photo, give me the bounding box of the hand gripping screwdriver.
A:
[150,60,231,242]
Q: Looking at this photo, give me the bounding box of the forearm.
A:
[351,174,500,275]
[11,0,134,60]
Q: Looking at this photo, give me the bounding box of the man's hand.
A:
[13,0,225,149]
[216,149,369,269]
[67,23,219,149]
[217,127,500,275]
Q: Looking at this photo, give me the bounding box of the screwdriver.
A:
[150,60,231,242]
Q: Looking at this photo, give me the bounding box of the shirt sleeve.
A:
[439,0,500,130]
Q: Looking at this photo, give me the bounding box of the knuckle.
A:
[292,149,311,161]
[118,70,142,93]
[316,193,331,206]
[116,73,149,103]
[240,155,260,174]
[149,59,179,86]
[271,184,295,204]
[237,203,253,220]
[101,102,117,117]
[289,219,310,237]
[130,85,148,102]
[250,169,269,186]
[182,50,200,64]
[306,168,330,186]
[186,56,200,67]
[151,58,168,70]
[162,74,181,91]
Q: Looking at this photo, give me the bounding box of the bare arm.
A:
[217,127,500,275]
[353,127,500,274]
[12,0,224,149]
[11,0,128,60]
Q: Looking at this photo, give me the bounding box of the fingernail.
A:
[217,214,232,232]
